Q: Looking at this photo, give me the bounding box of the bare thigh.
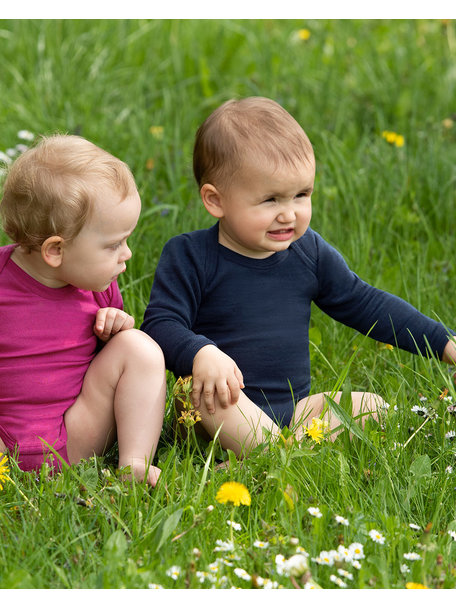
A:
[0,436,6,454]
[64,329,164,463]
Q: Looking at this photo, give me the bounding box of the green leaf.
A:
[105,530,128,561]
[325,394,375,449]
[409,454,432,479]
[154,508,184,553]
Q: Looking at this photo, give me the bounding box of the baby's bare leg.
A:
[292,391,384,441]
[64,329,166,485]
[176,389,281,458]
[0,436,6,454]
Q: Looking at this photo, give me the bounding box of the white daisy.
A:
[369,529,385,544]
[335,514,350,526]
[253,540,269,549]
[227,520,242,531]
[448,530,456,541]
[214,539,235,552]
[409,523,420,530]
[348,542,365,560]
[234,567,251,581]
[307,506,322,518]
[330,574,347,588]
[403,552,421,561]
[166,565,181,580]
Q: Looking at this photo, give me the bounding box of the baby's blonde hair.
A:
[193,96,314,190]
[0,134,137,250]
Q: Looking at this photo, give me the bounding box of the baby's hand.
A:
[192,345,244,415]
[94,307,135,342]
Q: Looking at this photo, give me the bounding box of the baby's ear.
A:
[41,236,64,268]
[200,183,225,219]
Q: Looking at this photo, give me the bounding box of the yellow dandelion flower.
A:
[0,452,10,490]
[216,481,251,507]
[381,130,405,147]
[305,417,329,444]
[149,125,164,140]
[405,582,429,589]
[298,28,311,41]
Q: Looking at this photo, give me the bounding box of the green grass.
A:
[1,19,456,589]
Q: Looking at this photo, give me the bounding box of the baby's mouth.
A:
[267,228,295,240]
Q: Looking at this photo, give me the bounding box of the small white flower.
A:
[296,546,309,556]
[307,506,322,518]
[253,540,269,549]
[335,514,350,526]
[0,151,12,164]
[369,529,385,544]
[400,564,410,574]
[446,465,453,474]
[352,560,361,570]
[313,550,336,566]
[15,144,28,154]
[330,574,347,588]
[214,539,235,552]
[147,583,163,589]
[17,130,35,141]
[6,148,18,158]
[403,552,421,561]
[234,567,251,581]
[337,545,353,563]
[166,565,181,580]
[227,520,241,531]
[275,554,286,575]
[349,542,365,559]
[409,523,420,530]
[283,554,309,576]
[445,431,456,440]
[411,405,430,417]
[337,568,354,580]
[208,561,219,573]
[289,537,299,545]
[207,504,215,511]
[448,530,456,541]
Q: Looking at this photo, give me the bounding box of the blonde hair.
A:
[0,134,137,250]
[193,97,314,189]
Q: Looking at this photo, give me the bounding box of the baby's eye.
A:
[296,191,311,199]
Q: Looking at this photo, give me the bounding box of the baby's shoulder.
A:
[0,244,16,273]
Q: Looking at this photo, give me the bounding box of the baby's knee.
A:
[110,329,165,369]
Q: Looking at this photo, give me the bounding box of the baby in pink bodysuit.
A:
[0,135,166,485]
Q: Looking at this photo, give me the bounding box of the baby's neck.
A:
[11,247,67,288]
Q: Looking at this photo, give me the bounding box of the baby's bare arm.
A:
[94,307,135,342]
[192,344,244,414]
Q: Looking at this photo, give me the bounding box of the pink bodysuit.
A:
[0,244,122,471]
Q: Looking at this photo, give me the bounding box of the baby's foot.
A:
[118,458,161,487]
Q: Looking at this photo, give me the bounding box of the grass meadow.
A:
[1,19,456,590]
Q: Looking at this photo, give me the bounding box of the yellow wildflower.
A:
[405,582,429,589]
[149,125,164,140]
[216,481,251,507]
[381,130,405,147]
[0,452,10,490]
[298,28,311,41]
[305,417,329,444]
